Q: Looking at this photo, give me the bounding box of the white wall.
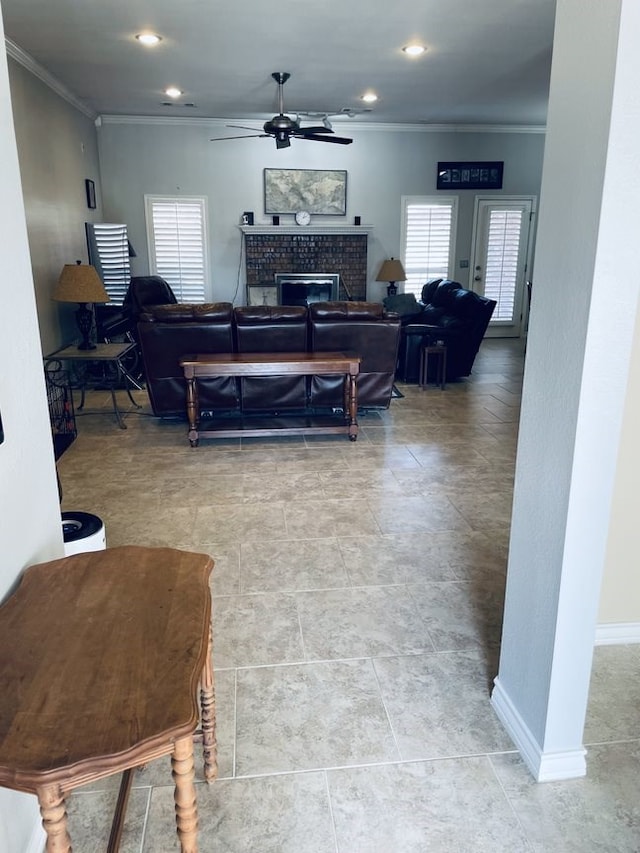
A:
[494,0,640,780]
[0,13,65,852]
[8,57,103,355]
[96,118,544,304]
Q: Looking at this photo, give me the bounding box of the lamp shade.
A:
[376,258,406,282]
[53,262,110,304]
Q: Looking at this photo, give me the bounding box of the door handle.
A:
[474,276,482,281]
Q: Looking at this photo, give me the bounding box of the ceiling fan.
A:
[210,72,353,149]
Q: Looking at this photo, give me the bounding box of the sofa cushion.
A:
[143,303,233,322]
[234,305,307,324]
[310,301,384,321]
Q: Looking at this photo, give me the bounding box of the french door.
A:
[469,197,536,337]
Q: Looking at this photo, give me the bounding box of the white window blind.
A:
[401,197,457,298]
[144,196,208,302]
[85,223,131,304]
[484,209,523,321]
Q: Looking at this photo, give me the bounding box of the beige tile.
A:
[240,537,348,592]
[491,744,640,852]
[66,787,149,852]
[193,503,287,544]
[297,585,436,659]
[338,533,459,585]
[143,772,336,853]
[374,650,511,759]
[584,644,640,744]
[408,578,505,651]
[212,592,304,667]
[368,494,472,534]
[328,758,531,852]
[235,660,400,775]
[284,498,381,538]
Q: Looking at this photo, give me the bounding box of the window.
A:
[144,196,208,302]
[85,223,131,304]
[401,196,457,298]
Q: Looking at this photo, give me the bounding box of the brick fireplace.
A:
[241,225,370,302]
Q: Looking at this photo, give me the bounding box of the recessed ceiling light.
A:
[403,44,426,56]
[164,87,183,99]
[136,33,162,46]
[361,92,378,104]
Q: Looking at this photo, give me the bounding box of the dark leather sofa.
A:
[394,279,496,382]
[137,301,401,418]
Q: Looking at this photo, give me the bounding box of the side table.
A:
[44,342,142,429]
[0,546,216,853]
[419,342,447,390]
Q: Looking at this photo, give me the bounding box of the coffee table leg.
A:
[348,372,358,441]
[185,374,200,448]
[172,735,198,852]
[37,784,71,853]
[201,624,217,782]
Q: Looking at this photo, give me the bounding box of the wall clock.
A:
[295,210,311,226]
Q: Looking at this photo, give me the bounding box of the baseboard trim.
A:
[595,621,640,645]
[491,677,586,781]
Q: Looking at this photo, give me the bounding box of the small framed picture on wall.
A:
[85,179,96,209]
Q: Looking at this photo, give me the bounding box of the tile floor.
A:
[55,338,640,852]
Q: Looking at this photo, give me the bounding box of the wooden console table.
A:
[179,351,361,444]
[0,546,215,853]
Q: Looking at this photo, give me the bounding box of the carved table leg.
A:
[200,623,217,782]
[185,373,200,447]
[172,735,198,853]
[348,372,358,441]
[37,784,71,853]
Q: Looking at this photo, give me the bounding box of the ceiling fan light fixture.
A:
[361,92,378,104]
[164,86,183,99]
[403,44,426,56]
[135,32,162,46]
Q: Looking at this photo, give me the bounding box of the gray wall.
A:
[97,119,545,304]
[8,57,103,355]
[0,32,66,853]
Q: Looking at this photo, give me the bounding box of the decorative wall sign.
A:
[264,169,347,215]
[85,179,96,209]
[437,161,504,190]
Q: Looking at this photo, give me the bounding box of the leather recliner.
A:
[398,280,496,382]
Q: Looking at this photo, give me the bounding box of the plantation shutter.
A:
[401,197,457,298]
[483,209,523,321]
[145,196,208,302]
[85,223,131,304]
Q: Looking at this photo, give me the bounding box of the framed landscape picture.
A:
[437,161,504,190]
[264,168,347,215]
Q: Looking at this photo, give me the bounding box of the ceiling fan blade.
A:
[210,134,268,141]
[227,124,263,131]
[297,126,333,135]
[295,133,353,145]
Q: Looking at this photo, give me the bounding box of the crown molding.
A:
[5,38,97,120]
[99,113,546,134]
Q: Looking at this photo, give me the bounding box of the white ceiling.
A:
[2,0,556,126]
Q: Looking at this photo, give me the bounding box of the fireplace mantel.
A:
[240,224,372,236]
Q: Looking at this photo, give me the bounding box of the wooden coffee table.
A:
[180,351,361,444]
[0,546,215,852]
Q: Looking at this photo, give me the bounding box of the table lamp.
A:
[53,260,110,350]
[376,258,406,297]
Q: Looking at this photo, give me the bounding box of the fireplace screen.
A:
[275,273,340,307]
